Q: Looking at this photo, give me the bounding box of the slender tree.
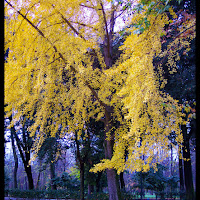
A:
[10,127,19,189]
[9,116,34,190]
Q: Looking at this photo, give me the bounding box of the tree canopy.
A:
[5,1,195,198]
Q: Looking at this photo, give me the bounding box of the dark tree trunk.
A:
[80,162,85,200]
[9,116,34,190]
[24,164,34,190]
[75,133,85,200]
[88,184,94,196]
[96,171,102,192]
[120,172,125,192]
[11,126,18,189]
[50,162,57,190]
[179,146,185,199]
[140,172,143,200]
[14,131,34,189]
[36,160,42,190]
[182,125,195,200]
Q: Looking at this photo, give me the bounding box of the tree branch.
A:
[5,0,106,109]
[100,2,110,56]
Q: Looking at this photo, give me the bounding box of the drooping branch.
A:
[5,0,106,109]
[59,13,86,41]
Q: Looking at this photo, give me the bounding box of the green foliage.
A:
[69,166,81,180]
[51,171,80,189]
[132,164,180,198]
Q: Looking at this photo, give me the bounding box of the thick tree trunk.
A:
[104,108,121,200]
[25,147,34,190]
[106,167,121,200]
[24,163,34,190]
[11,127,18,189]
[182,125,194,200]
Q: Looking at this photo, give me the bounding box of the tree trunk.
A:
[36,160,42,190]
[104,108,121,200]
[80,162,85,200]
[24,163,34,190]
[96,171,102,192]
[88,184,94,196]
[50,162,57,190]
[140,172,143,200]
[75,133,85,200]
[120,172,125,192]
[9,115,34,190]
[24,145,34,190]
[170,144,173,199]
[11,127,18,189]
[182,125,194,200]
[179,146,184,199]
[36,171,41,190]
[106,168,121,200]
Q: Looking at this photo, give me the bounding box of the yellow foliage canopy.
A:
[5,0,195,172]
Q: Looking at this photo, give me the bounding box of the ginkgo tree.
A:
[5,0,195,199]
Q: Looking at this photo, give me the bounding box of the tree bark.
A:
[13,130,34,189]
[36,171,41,190]
[88,184,94,196]
[179,146,185,199]
[11,126,18,189]
[75,133,85,200]
[104,108,121,200]
[96,171,102,192]
[9,116,34,189]
[36,160,42,190]
[24,164,34,190]
[120,172,125,192]
[182,125,194,200]
[80,162,85,200]
[140,172,144,200]
[50,161,57,190]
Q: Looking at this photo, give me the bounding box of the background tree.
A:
[37,134,62,190]
[6,115,34,190]
[160,1,196,198]
[5,117,19,189]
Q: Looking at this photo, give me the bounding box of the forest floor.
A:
[4,198,180,200]
[4,198,76,200]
